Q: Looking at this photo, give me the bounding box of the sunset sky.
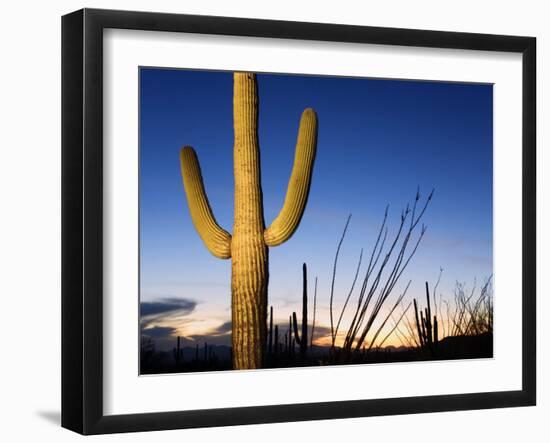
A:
[139,68,493,351]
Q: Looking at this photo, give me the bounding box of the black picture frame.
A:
[61,8,536,435]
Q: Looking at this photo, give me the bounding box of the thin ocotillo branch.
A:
[377,300,413,349]
[310,276,318,347]
[330,214,352,348]
[344,207,389,349]
[390,314,414,348]
[432,267,443,330]
[369,287,412,351]
[333,248,364,345]
[402,304,420,347]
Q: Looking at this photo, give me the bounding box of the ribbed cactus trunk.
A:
[179,72,317,370]
[231,73,269,369]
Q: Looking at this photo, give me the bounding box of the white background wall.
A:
[0,1,546,441]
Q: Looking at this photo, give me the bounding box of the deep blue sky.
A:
[139,68,493,347]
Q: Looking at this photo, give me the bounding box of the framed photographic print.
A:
[61,8,536,434]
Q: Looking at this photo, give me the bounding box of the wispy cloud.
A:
[310,325,332,345]
[141,325,177,338]
[140,297,197,317]
[207,321,232,336]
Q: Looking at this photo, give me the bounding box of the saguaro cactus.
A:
[173,336,182,366]
[179,73,318,369]
[268,306,274,355]
[292,263,309,357]
[413,281,439,357]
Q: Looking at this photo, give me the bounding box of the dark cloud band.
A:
[140,297,197,317]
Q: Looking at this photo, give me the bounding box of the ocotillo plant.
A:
[448,277,493,337]
[180,73,318,369]
[328,188,433,361]
[413,281,439,356]
[292,263,309,357]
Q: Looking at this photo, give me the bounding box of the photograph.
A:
[54,4,537,436]
[139,68,494,374]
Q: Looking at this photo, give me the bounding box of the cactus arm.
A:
[264,108,318,247]
[180,146,232,259]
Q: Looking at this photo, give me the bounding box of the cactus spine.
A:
[180,73,317,369]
